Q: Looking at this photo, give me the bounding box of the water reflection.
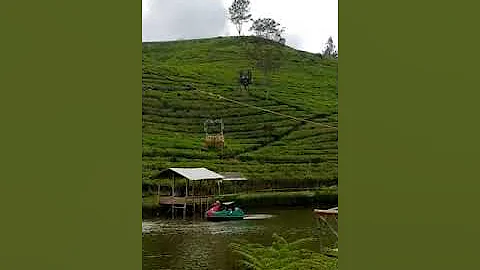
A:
[143,207,336,270]
[142,219,267,235]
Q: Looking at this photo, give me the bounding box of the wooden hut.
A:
[156,167,225,219]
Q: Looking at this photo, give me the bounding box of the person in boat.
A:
[206,201,221,217]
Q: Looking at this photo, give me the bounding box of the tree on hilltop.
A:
[228,0,252,36]
[322,36,338,59]
[250,18,285,43]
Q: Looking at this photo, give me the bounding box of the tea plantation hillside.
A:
[142,36,338,189]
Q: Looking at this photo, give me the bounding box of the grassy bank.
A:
[142,189,337,218]
[143,36,337,189]
[218,190,337,209]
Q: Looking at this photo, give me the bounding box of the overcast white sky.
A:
[142,0,338,53]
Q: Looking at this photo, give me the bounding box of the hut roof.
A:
[160,168,224,181]
[218,172,248,181]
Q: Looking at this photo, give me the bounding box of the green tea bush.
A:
[142,37,337,189]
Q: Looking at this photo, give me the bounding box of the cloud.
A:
[284,33,303,51]
[222,0,337,53]
[142,0,228,42]
[142,0,338,53]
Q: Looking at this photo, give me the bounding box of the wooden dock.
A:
[158,196,215,205]
[314,207,338,238]
[158,196,216,219]
[313,207,338,217]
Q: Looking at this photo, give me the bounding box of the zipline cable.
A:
[195,89,338,130]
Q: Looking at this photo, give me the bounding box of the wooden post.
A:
[183,179,188,219]
[193,182,195,218]
[200,180,203,219]
[171,174,175,219]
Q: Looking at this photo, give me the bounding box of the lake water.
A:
[142,206,337,270]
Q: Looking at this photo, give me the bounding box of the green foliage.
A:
[142,37,338,189]
[322,37,338,59]
[250,18,285,42]
[229,234,338,270]
[244,38,285,88]
[218,190,338,207]
[229,0,252,35]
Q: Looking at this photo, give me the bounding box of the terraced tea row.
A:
[142,37,338,188]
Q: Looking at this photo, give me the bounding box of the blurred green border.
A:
[0,1,140,269]
[340,0,480,269]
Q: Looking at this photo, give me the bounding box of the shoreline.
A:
[142,190,338,219]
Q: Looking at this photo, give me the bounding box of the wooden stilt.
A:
[200,180,203,219]
[193,182,196,218]
[171,175,175,219]
[183,179,188,219]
